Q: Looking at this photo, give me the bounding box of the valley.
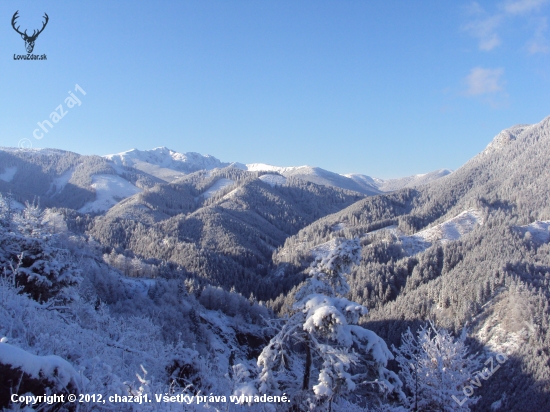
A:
[2,115,550,411]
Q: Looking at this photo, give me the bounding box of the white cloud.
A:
[463,0,549,51]
[465,1,486,15]
[465,67,505,96]
[504,0,549,15]
[480,33,502,51]
[527,17,550,53]
[528,39,550,53]
[463,15,503,50]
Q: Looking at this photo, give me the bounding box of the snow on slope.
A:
[331,222,347,231]
[310,238,341,260]
[0,166,17,182]
[372,169,453,192]
[516,220,550,245]
[104,147,229,182]
[400,209,483,255]
[246,163,307,174]
[248,164,380,195]
[354,209,483,255]
[46,169,74,196]
[259,174,287,187]
[121,277,157,297]
[344,173,383,193]
[202,178,235,199]
[482,124,533,155]
[248,163,448,195]
[79,174,142,213]
[101,148,448,194]
[0,341,80,389]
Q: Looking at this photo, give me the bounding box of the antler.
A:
[30,13,49,39]
[11,11,27,37]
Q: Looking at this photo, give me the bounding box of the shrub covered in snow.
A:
[0,340,80,411]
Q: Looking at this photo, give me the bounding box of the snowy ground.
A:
[246,163,305,174]
[78,174,142,213]
[0,341,80,390]
[46,169,74,196]
[121,277,157,297]
[400,209,483,255]
[0,166,17,182]
[310,238,341,260]
[259,174,287,187]
[517,220,550,245]
[331,222,346,231]
[202,178,235,199]
[298,210,483,263]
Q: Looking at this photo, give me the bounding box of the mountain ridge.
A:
[2,117,550,411]
[102,147,450,195]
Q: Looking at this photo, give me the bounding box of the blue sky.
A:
[0,1,549,178]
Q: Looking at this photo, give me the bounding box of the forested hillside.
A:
[0,148,161,211]
[1,116,550,411]
[269,115,550,411]
[87,167,364,298]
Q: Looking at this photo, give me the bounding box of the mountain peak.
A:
[104,147,229,175]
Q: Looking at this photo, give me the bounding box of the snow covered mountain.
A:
[0,147,160,213]
[246,164,382,195]
[3,115,550,411]
[103,149,450,195]
[271,115,550,411]
[0,145,453,216]
[104,147,231,182]
[246,164,450,195]
[346,169,452,192]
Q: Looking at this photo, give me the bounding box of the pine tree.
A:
[13,200,44,238]
[392,321,480,411]
[241,238,405,410]
[0,192,14,230]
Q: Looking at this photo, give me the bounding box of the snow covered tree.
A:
[13,244,82,304]
[13,200,44,237]
[392,321,480,411]
[243,238,405,410]
[0,201,81,304]
[42,209,69,235]
[131,256,143,277]
[0,192,14,230]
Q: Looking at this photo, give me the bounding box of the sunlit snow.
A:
[202,178,235,199]
[0,167,17,182]
[400,209,483,255]
[79,174,142,213]
[46,169,74,196]
[259,174,287,187]
[517,220,550,244]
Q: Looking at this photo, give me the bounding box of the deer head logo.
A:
[11,11,49,54]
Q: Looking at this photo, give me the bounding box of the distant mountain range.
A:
[104,147,231,182]
[104,146,451,195]
[0,144,448,297]
[0,145,451,214]
[2,116,550,411]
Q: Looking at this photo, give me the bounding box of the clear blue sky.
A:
[1,1,549,178]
